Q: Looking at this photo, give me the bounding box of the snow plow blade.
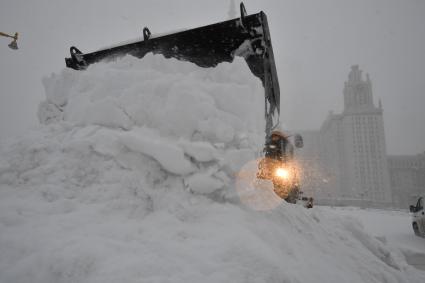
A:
[65,3,280,136]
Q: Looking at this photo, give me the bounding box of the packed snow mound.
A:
[37,54,264,193]
[1,55,424,283]
[39,54,265,145]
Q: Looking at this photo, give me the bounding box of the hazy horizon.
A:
[1,0,424,155]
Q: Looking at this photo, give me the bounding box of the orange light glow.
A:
[275,168,290,179]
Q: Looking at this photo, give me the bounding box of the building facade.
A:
[315,65,392,205]
[295,65,425,207]
[388,153,425,207]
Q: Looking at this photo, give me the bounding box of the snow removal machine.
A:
[65,2,304,203]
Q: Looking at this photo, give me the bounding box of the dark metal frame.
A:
[65,3,280,137]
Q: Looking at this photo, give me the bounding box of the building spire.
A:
[348,65,362,83]
[344,65,376,111]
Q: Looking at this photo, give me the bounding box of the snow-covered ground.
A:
[322,206,425,271]
[1,54,425,282]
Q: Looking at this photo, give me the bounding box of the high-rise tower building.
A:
[319,65,391,204]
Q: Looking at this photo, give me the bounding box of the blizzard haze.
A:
[1,54,424,282]
[1,2,425,282]
[1,0,425,154]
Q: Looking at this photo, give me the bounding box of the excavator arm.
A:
[65,3,280,137]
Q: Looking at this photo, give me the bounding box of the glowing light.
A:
[235,159,283,211]
[275,168,290,179]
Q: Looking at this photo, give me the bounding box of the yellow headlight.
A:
[275,168,290,179]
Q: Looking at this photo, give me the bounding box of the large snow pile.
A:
[1,54,424,283]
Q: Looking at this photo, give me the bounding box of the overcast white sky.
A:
[1,0,424,154]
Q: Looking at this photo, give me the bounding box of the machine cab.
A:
[410,197,425,237]
[264,131,303,163]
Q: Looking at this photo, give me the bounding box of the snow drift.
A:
[1,54,424,283]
